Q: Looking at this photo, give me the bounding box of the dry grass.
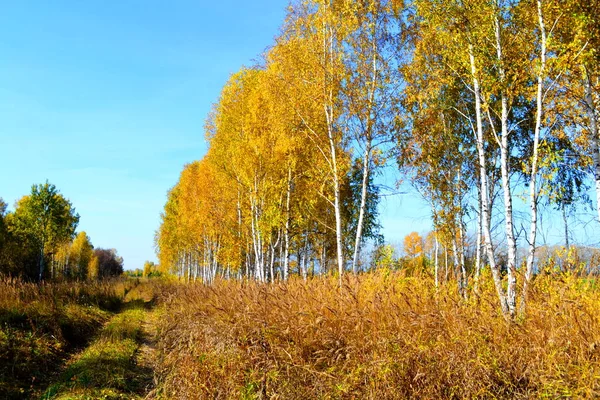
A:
[153,271,600,399]
[42,279,163,400]
[0,277,135,399]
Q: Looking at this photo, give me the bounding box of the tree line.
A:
[156,0,599,318]
[0,182,124,281]
[371,231,600,280]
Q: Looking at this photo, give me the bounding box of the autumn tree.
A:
[154,0,600,322]
[88,253,100,280]
[553,1,600,221]
[9,182,79,281]
[143,261,160,278]
[401,231,427,274]
[399,0,480,297]
[0,188,120,282]
[69,231,94,280]
[0,198,6,258]
[205,69,290,282]
[371,243,397,269]
[272,0,353,282]
[339,0,401,273]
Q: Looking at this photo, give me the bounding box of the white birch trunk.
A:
[250,198,264,282]
[351,30,378,275]
[211,241,219,284]
[283,168,292,281]
[326,106,344,284]
[269,231,280,283]
[495,13,518,317]
[583,69,600,222]
[473,196,483,295]
[301,233,309,281]
[452,239,461,294]
[469,43,508,314]
[521,0,547,314]
[444,245,448,283]
[326,110,345,284]
[434,235,439,288]
[455,168,468,298]
[322,20,344,286]
[352,143,371,274]
[563,206,570,250]
[458,220,468,299]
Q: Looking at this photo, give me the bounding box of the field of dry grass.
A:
[0,278,134,398]
[153,271,600,399]
[3,273,599,399]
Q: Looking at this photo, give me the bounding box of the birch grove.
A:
[155,0,600,318]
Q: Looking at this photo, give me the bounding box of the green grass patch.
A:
[43,303,150,399]
[102,309,144,342]
[49,388,138,400]
[49,338,139,393]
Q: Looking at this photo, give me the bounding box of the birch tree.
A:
[341,0,400,273]
[273,0,352,283]
[10,182,79,281]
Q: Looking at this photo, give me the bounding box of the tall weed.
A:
[154,272,600,399]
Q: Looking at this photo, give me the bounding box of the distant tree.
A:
[0,198,6,252]
[403,232,424,259]
[371,244,397,270]
[70,232,94,280]
[143,261,163,278]
[94,248,124,278]
[88,253,100,280]
[0,198,8,272]
[0,199,38,278]
[401,232,427,275]
[129,268,144,277]
[9,182,79,281]
[143,261,158,278]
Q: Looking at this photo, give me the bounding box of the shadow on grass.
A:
[40,281,160,399]
[0,305,110,399]
[42,305,154,399]
[42,338,153,399]
[121,298,155,311]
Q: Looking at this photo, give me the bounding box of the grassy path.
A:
[41,283,158,400]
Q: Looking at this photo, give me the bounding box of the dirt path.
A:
[133,306,159,398]
[40,282,159,399]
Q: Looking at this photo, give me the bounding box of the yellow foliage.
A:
[403,231,424,258]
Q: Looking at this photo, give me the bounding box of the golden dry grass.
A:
[153,271,600,399]
[0,277,134,399]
